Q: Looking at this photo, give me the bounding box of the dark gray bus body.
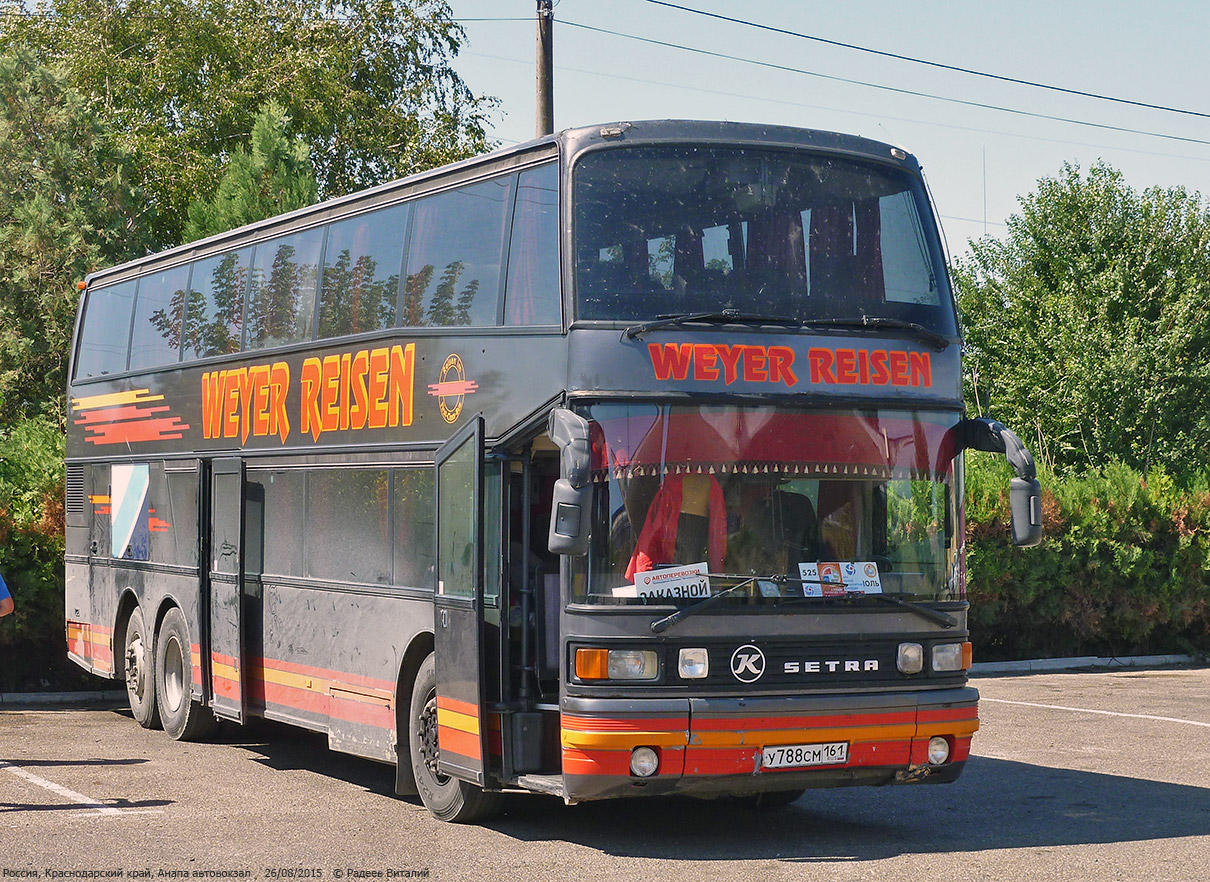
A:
[66,120,1011,813]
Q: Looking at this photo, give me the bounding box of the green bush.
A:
[0,416,92,691]
[965,454,1210,660]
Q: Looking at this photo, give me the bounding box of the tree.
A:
[0,49,148,423]
[1,0,496,246]
[953,161,1210,476]
[184,101,318,241]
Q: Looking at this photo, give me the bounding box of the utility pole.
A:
[536,0,553,137]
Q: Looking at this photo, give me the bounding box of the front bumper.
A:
[559,687,978,802]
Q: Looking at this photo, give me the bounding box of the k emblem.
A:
[730,644,766,683]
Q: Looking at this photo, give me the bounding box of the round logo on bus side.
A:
[428,353,479,424]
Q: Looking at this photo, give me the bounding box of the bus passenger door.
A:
[208,457,246,723]
[433,416,488,785]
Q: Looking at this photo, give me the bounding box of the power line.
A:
[463,49,1210,165]
[558,19,1210,148]
[645,0,1210,121]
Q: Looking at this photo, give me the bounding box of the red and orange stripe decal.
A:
[66,621,114,674]
[71,389,190,446]
[436,696,481,763]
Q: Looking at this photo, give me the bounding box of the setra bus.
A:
[65,120,1041,822]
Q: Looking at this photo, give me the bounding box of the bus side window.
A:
[306,469,391,585]
[318,203,408,338]
[504,163,560,326]
[75,280,137,379]
[129,265,190,370]
[183,248,251,359]
[393,468,435,590]
[245,227,325,350]
[402,176,513,328]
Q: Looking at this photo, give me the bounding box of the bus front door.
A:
[433,416,489,785]
[208,457,246,722]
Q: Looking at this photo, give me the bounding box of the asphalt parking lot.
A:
[3,667,1209,881]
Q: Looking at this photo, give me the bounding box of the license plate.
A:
[761,741,848,769]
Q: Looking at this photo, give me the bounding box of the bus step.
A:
[514,773,564,798]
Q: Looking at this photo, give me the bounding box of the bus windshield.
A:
[572,403,961,605]
[573,145,954,335]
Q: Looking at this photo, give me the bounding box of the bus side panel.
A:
[255,581,433,763]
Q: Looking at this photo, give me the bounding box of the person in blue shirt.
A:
[0,571,13,617]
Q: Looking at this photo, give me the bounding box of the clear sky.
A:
[446,0,1210,256]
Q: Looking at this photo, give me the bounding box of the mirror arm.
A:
[958,417,1036,481]
[548,408,591,489]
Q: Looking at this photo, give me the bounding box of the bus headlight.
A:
[630,747,659,777]
[932,642,973,672]
[927,736,951,765]
[575,648,659,680]
[897,642,924,674]
[678,648,709,679]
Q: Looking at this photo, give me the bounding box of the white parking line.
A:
[1,760,122,815]
[982,698,1210,727]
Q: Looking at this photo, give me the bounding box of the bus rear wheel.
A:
[123,606,161,729]
[407,653,502,823]
[155,607,219,741]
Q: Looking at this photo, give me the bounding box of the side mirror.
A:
[1009,477,1043,547]
[958,417,1044,548]
[548,478,592,556]
[546,408,592,556]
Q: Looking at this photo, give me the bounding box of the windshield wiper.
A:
[649,575,762,633]
[622,309,800,341]
[850,592,957,628]
[801,316,952,351]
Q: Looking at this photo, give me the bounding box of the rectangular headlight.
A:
[897,642,924,674]
[932,642,973,672]
[609,649,659,680]
[575,648,659,680]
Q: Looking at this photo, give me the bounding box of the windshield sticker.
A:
[624,561,711,599]
[800,561,884,596]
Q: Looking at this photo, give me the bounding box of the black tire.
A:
[408,653,502,823]
[155,607,219,741]
[123,606,161,729]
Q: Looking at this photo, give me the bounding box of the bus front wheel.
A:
[154,607,218,741]
[407,653,502,823]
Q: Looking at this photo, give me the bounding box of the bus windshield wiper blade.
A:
[649,574,762,633]
[801,316,951,351]
[623,309,800,340]
[776,589,957,628]
[851,592,957,628]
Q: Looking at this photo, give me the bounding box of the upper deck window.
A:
[246,226,325,350]
[128,265,190,370]
[75,279,136,379]
[317,203,408,338]
[183,247,251,359]
[573,145,954,335]
[402,177,513,327]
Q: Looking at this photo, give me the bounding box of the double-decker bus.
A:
[65,120,1041,822]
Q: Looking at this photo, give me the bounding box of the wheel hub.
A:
[419,697,442,775]
[125,637,145,700]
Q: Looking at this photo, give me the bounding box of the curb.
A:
[970,654,1199,675]
[0,690,126,707]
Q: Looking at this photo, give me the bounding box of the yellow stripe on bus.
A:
[436,706,481,736]
[70,389,162,411]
